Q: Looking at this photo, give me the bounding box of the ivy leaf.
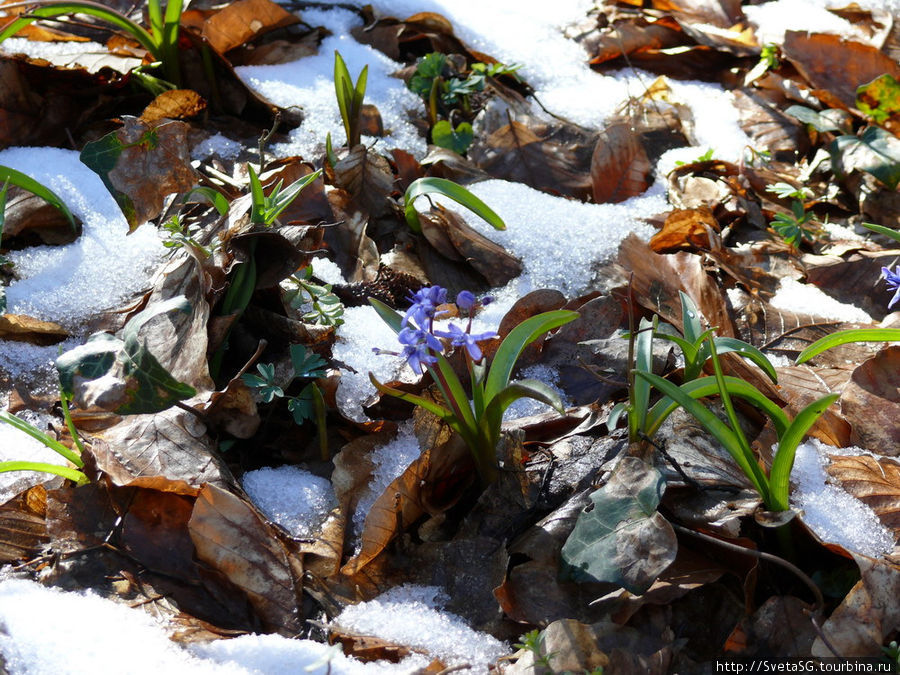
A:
[560,457,677,594]
[832,126,900,190]
[432,120,474,155]
[56,297,196,414]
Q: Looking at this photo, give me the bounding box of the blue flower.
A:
[435,323,498,361]
[403,286,448,328]
[401,342,438,374]
[399,326,443,354]
[455,290,476,312]
[882,266,900,309]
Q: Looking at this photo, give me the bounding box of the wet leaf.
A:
[189,483,303,635]
[591,120,652,203]
[80,118,197,230]
[56,296,197,415]
[561,457,677,594]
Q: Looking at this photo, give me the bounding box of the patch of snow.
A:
[745,1,874,47]
[0,409,69,503]
[0,147,164,326]
[791,439,895,557]
[503,364,570,420]
[242,466,338,538]
[311,257,347,286]
[0,578,432,674]
[333,584,508,670]
[192,133,244,161]
[352,421,422,538]
[770,277,873,324]
[236,9,426,161]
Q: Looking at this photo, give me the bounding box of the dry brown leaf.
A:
[201,0,300,54]
[826,454,900,534]
[840,347,900,456]
[120,489,197,580]
[813,553,900,656]
[0,486,48,563]
[649,207,720,253]
[583,16,685,67]
[189,483,303,635]
[783,32,900,109]
[202,376,260,439]
[140,89,206,125]
[591,121,652,204]
[733,89,808,157]
[1,186,81,245]
[772,366,852,447]
[0,314,67,345]
[332,144,395,219]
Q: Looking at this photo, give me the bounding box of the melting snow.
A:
[770,277,873,324]
[791,439,895,558]
[242,466,338,538]
[0,410,68,503]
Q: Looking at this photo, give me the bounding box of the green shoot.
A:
[333,50,368,148]
[284,269,345,327]
[404,177,505,233]
[0,166,77,231]
[770,199,818,247]
[248,165,322,226]
[796,328,900,364]
[0,409,87,485]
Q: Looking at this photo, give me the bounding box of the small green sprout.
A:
[242,344,330,459]
[403,177,505,234]
[333,50,368,148]
[284,268,345,328]
[770,199,818,247]
[675,147,715,166]
[0,0,184,85]
[248,165,322,227]
[514,629,555,670]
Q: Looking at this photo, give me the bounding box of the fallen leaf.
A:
[840,347,900,456]
[591,120,652,203]
[140,89,207,125]
[332,144,395,219]
[120,489,198,580]
[650,207,720,253]
[200,0,300,54]
[0,185,81,246]
[560,456,678,594]
[0,486,48,563]
[826,453,900,534]
[189,483,303,635]
[0,314,67,345]
[833,126,900,190]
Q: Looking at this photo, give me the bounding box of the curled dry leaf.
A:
[197,0,300,55]
[0,486,48,564]
[649,206,720,253]
[591,120,652,204]
[826,453,900,534]
[140,89,207,125]
[188,483,303,635]
[840,347,900,456]
[332,145,395,219]
[1,186,81,246]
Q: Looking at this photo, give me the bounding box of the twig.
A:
[258,111,282,174]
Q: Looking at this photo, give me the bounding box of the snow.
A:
[745,1,877,47]
[503,364,570,421]
[192,133,244,161]
[0,410,69,503]
[770,277,873,324]
[236,8,426,160]
[0,578,434,674]
[791,439,895,558]
[333,584,508,670]
[351,422,422,538]
[242,466,338,539]
[0,148,164,326]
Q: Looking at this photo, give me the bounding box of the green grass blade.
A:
[368,373,455,422]
[185,187,229,216]
[59,388,85,458]
[404,177,506,233]
[247,165,266,224]
[632,317,654,438]
[635,371,769,499]
[0,460,88,485]
[266,169,322,223]
[679,291,703,344]
[334,51,353,143]
[0,411,83,467]
[0,165,77,231]
[861,221,900,244]
[0,2,159,57]
[161,0,183,84]
[796,328,900,364]
[147,0,163,40]
[368,297,403,333]
[481,379,565,451]
[433,356,477,433]
[654,332,698,363]
[768,393,839,511]
[483,310,579,403]
[712,337,778,383]
[645,375,789,439]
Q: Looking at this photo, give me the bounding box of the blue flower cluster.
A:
[391,286,498,374]
[882,266,900,310]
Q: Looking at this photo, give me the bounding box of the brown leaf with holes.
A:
[0,314,67,345]
[783,32,900,109]
[840,347,900,456]
[813,553,900,656]
[649,207,720,253]
[826,454,900,535]
[200,0,300,54]
[591,121,652,203]
[189,483,303,635]
[140,89,206,125]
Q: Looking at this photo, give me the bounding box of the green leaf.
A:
[710,337,778,383]
[404,177,505,233]
[795,328,900,364]
[56,296,196,414]
[368,373,455,422]
[636,370,770,502]
[832,126,900,190]
[483,310,579,404]
[0,411,83,467]
[290,343,328,378]
[0,460,88,485]
[431,120,474,155]
[631,317,655,439]
[560,457,676,594]
[861,221,900,245]
[644,375,789,440]
[679,292,703,344]
[481,379,565,449]
[185,186,229,216]
[857,74,900,124]
[785,105,843,133]
[0,166,77,231]
[247,164,267,224]
[368,297,403,333]
[408,53,446,98]
[767,393,839,511]
[264,169,322,224]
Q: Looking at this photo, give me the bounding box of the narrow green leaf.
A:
[631,317,654,438]
[861,221,900,244]
[369,373,455,422]
[679,292,703,344]
[483,310,579,403]
[368,297,403,333]
[785,105,842,133]
[404,177,505,233]
[644,375,789,439]
[635,371,770,500]
[433,356,477,432]
[0,166,77,231]
[711,337,778,383]
[0,460,88,485]
[607,401,627,430]
[796,328,900,364]
[768,393,839,511]
[0,411,83,467]
[185,186,229,216]
[247,164,266,224]
[482,379,565,439]
[265,169,322,224]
